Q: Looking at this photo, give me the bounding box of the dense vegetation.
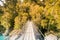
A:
[0,0,60,35]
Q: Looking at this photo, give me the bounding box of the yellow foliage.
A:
[1,12,12,29]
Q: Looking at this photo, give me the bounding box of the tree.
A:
[0,0,60,34]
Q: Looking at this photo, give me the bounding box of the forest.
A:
[0,0,60,36]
